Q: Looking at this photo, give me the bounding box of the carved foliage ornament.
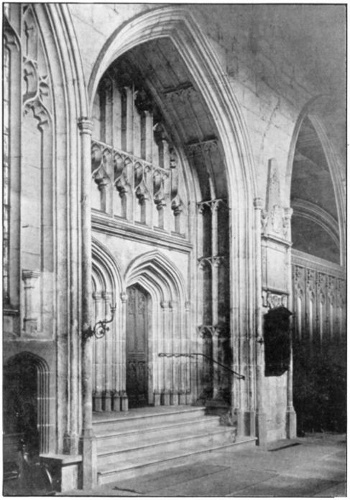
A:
[187,139,218,157]
[91,142,111,193]
[22,7,52,129]
[198,256,227,270]
[262,291,288,309]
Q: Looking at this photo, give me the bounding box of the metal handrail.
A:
[158,352,245,380]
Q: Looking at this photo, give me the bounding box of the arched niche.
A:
[91,238,123,412]
[4,352,51,457]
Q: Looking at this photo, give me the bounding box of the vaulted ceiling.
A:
[291,117,340,263]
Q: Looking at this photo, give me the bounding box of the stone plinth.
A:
[40,453,82,492]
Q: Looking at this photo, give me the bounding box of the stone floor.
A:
[58,433,346,497]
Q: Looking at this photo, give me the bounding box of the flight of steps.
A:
[93,405,256,485]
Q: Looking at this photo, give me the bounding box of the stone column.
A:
[103,292,113,411]
[104,81,113,146]
[284,207,297,438]
[125,87,134,154]
[254,198,267,446]
[161,301,171,405]
[183,301,191,404]
[144,110,153,163]
[120,292,128,412]
[211,202,220,399]
[94,292,103,412]
[78,118,97,490]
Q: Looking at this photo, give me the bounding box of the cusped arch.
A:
[92,237,124,301]
[125,250,188,306]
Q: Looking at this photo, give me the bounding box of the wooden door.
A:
[126,285,149,407]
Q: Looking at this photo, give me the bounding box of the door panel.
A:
[126,286,149,407]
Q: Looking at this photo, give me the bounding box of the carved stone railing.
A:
[92,139,176,227]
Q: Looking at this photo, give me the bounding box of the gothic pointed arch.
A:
[286,96,345,265]
[287,96,346,436]
[122,250,191,407]
[4,352,51,455]
[92,237,124,301]
[87,6,259,421]
[125,250,187,305]
[91,238,124,412]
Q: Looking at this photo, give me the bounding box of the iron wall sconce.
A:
[83,304,116,341]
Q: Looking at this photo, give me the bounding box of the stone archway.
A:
[286,100,346,435]
[4,352,50,459]
[87,7,258,438]
[91,238,124,412]
[124,251,190,407]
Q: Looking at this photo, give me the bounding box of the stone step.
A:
[93,406,207,434]
[96,416,221,451]
[97,437,257,485]
[97,426,237,465]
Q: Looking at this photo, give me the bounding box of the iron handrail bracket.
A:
[158,352,245,380]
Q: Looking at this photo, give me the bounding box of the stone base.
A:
[256,411,267,446]
[40,454,82,492]
[79,430,97,490]
[286,408,297,439]
[153,392,161,406]
[205,398,237,427]
[179,392,186,405]
[205,399,230,416]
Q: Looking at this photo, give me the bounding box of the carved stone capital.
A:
[187,138,218,157]
[262,290,288,309]
[92,292,102,301]
[78,118,93,135]
[254,197,264,210]
[198,199,228,213]
[22,269,40,286]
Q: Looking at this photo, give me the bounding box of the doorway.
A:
[4,354,40,460]
[126,285,150,408]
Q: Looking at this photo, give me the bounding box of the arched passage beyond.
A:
[287,104,346,435]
